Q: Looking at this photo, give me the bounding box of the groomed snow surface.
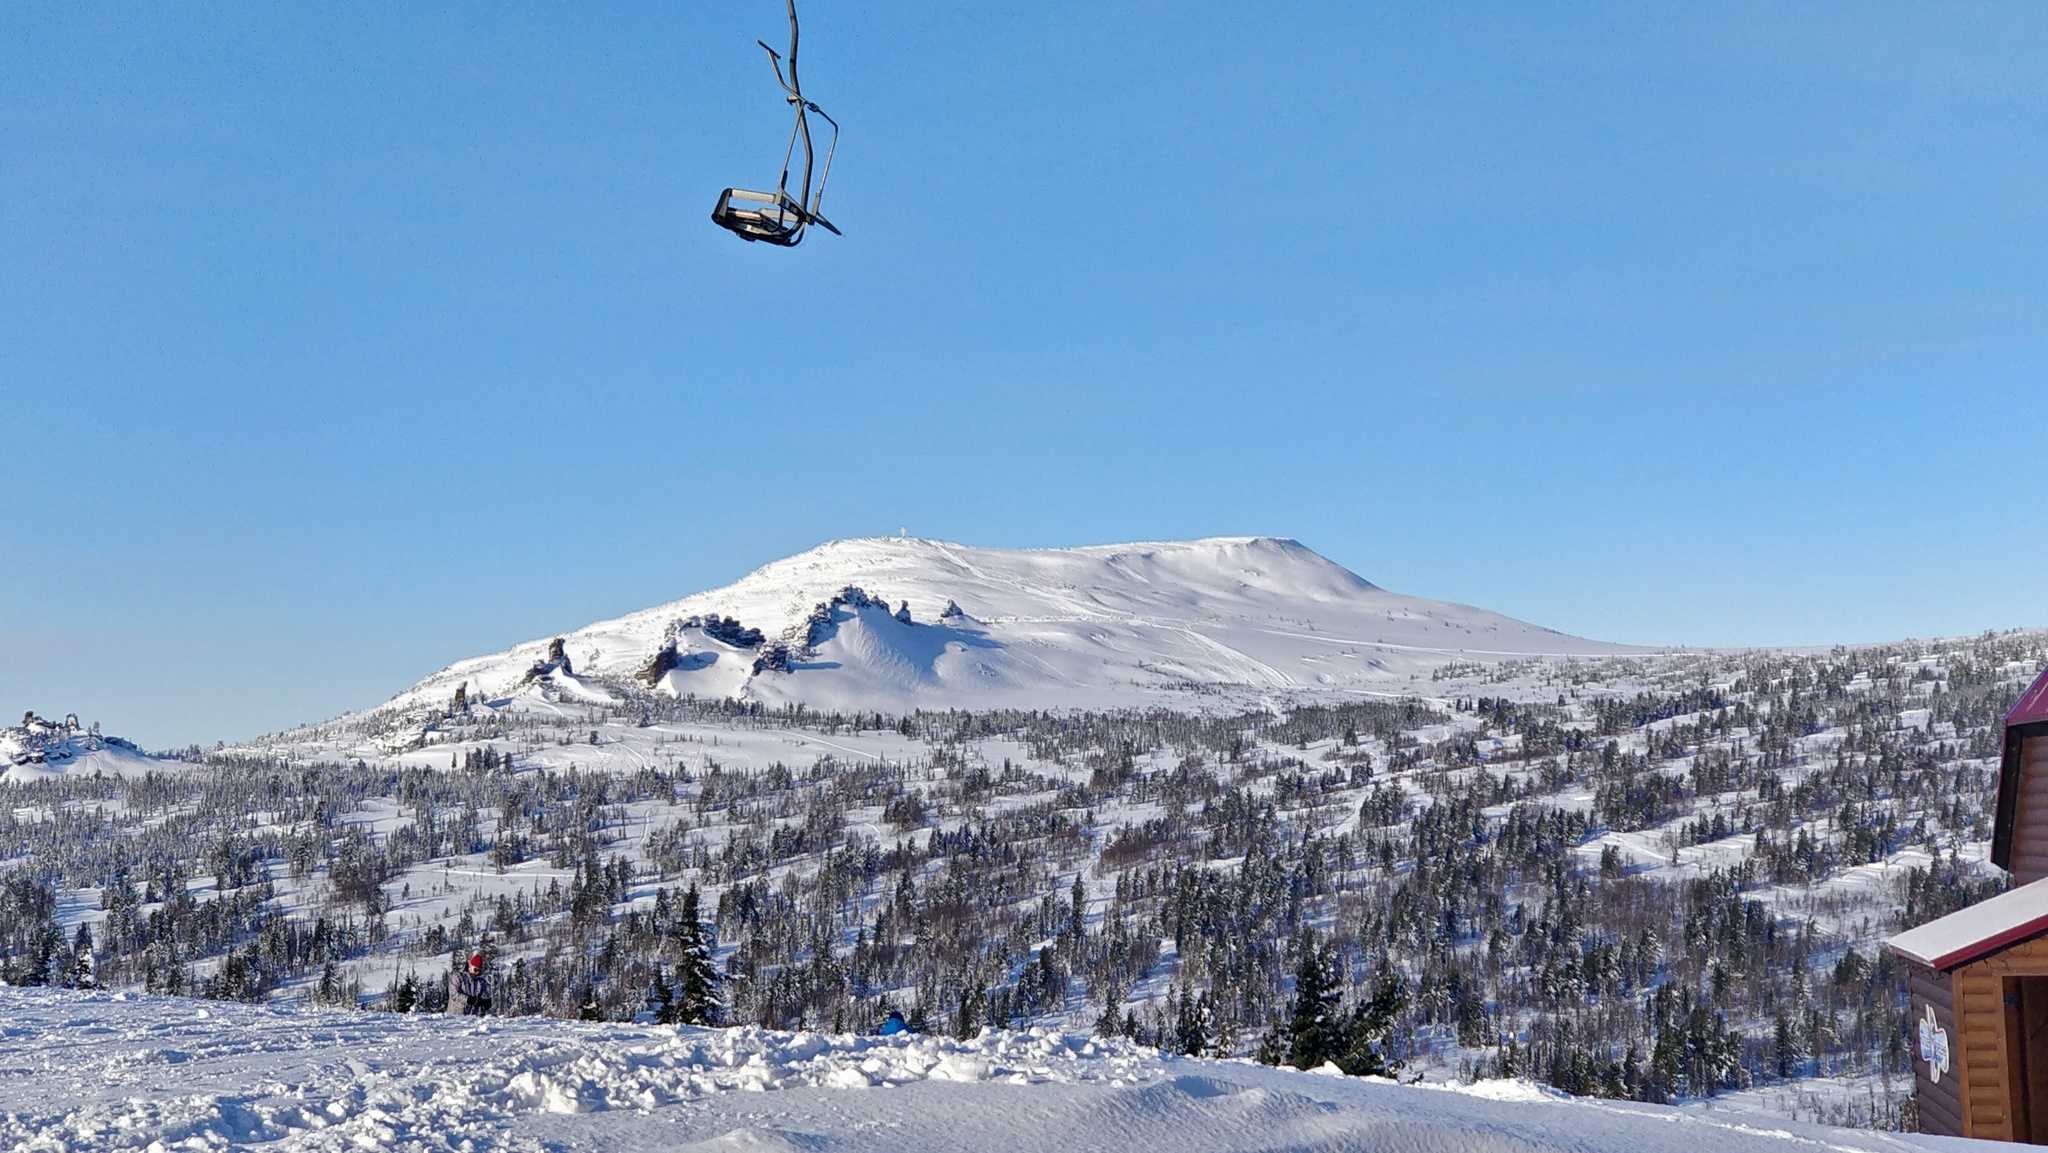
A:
[0,988,1958,1153]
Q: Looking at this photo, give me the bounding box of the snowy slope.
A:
[380,537,1637,718]
[0,986,1960,1153]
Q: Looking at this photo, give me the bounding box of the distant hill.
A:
[0,712,167,782]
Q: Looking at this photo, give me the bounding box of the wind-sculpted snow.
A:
[0,987,1956,1153]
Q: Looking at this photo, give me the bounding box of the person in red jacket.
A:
[448,952,492,1016]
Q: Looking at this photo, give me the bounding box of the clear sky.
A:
[4,2,2046,748]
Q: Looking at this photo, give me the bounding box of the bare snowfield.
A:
[0,987,1965,1153]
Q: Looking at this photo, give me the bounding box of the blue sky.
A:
[4,2,2046,747]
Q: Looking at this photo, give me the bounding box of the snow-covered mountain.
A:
[385,536,1635,717]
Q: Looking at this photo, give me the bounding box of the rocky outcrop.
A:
[752,643,797,675]
[2,712,135,767]
[518,638,575,686]
[795,587,890,650]
[661,614,763,650]
[699,615,765,649]
[637,643,682,687]
[754,587,904,675]
[639,614,771,685]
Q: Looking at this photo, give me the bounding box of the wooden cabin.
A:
[1886,666,2048,1140]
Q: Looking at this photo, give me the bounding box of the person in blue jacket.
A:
[879,1009,908,1035]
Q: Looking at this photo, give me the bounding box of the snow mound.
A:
[483,1022,1157,1112]
[1436,1077,1570,1103]
[0,988,1951,1153]
[376,536,1639,719]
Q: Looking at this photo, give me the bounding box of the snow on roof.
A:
[1888,877,2048,970]
[2011,665,2048,727]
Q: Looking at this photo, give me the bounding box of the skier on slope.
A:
[448,952,493,1016]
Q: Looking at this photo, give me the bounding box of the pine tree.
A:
[71,923,96,990]
[672,885,722,1025]
[1336,958,1406,1077]
[1172,986,1211,1056]
[1285,930,1341,1070]
[649,972,678,1024]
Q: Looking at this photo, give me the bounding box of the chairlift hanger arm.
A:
[805,103,839,226]
[758,0,804,102]
[758,41,796,101]
[782,0,801,98]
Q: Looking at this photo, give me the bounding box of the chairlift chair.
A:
[712,0,841,247]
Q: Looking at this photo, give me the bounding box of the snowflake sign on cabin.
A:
[1918,1004,1951,1084]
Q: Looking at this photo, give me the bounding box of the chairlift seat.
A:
[711,188,805,246]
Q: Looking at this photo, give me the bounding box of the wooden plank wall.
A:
[2022,982,2048,1140]
[1911,963,1965,1136]
[1959,936,2048,1140]
[1957,965,2014,1139]
[1969,936,2048,975]
[2009,735,2048,885]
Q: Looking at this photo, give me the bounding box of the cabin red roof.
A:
[2011,666,2048,727]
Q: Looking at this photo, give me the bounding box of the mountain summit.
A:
[388,536,1632,716]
